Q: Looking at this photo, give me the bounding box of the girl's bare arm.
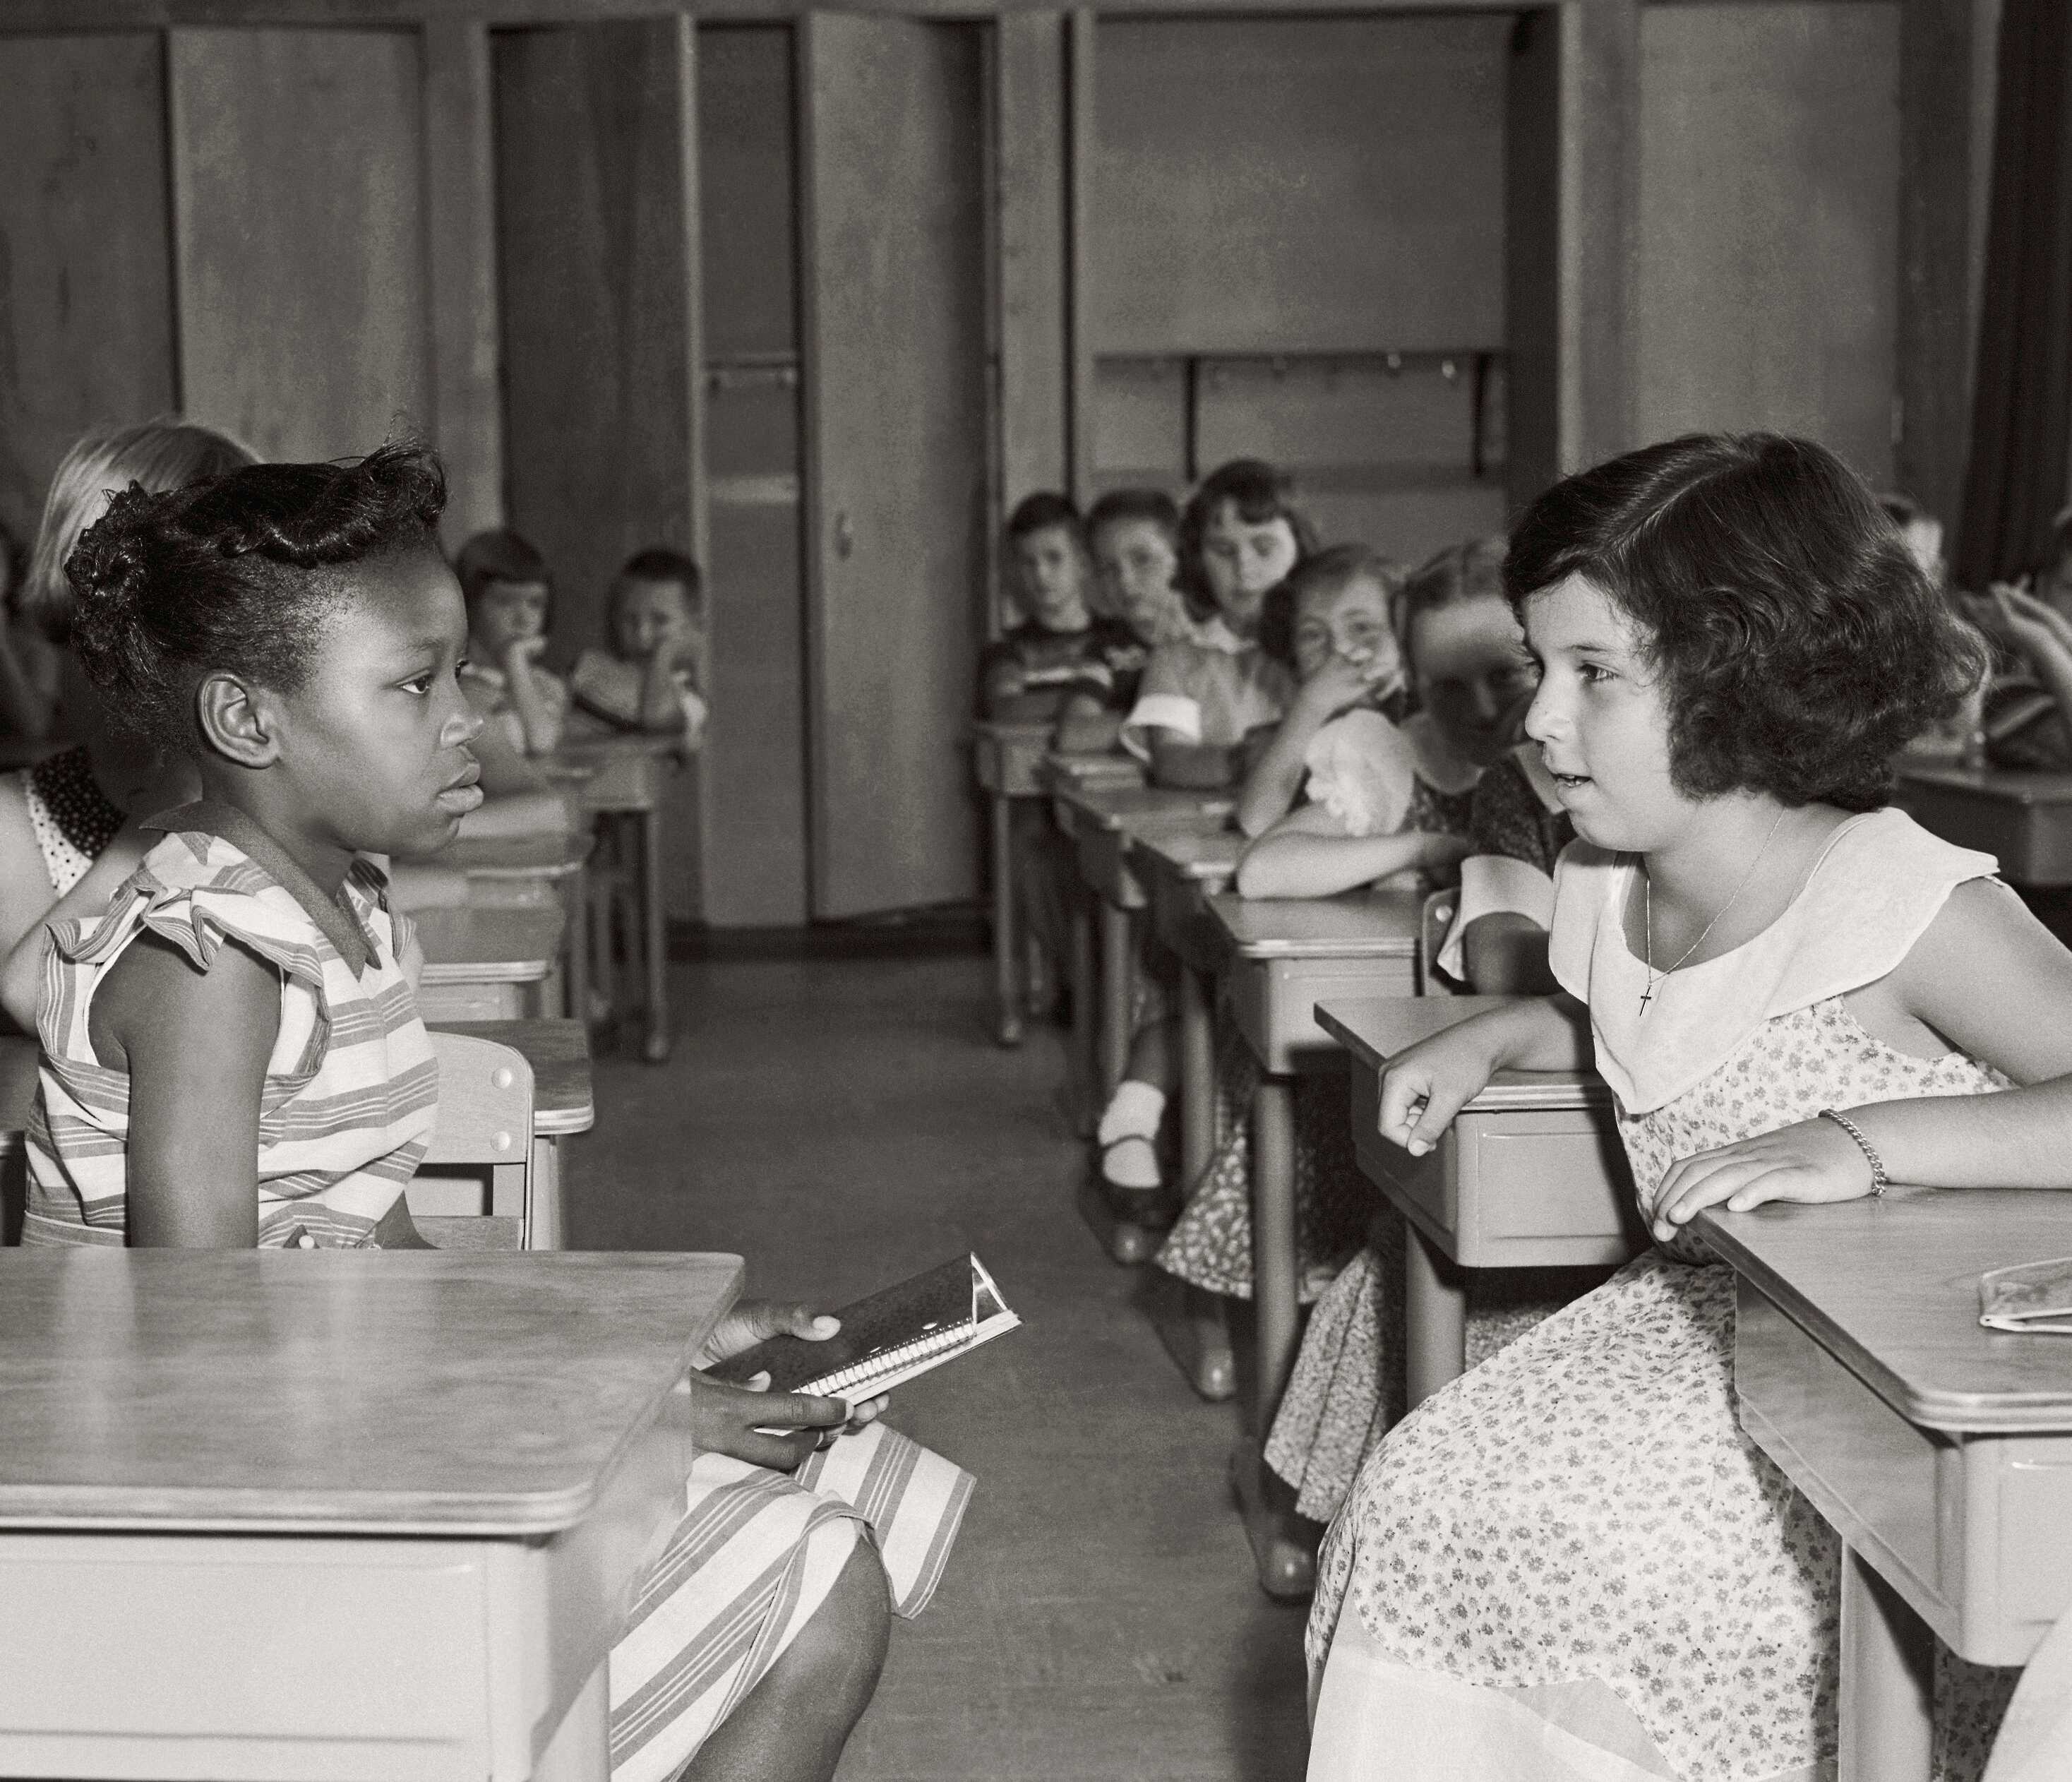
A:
[93,930,277,1247]
[1236,799,1469,898]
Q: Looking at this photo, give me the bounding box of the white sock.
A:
[1103,1136,1161,1191]
[1098,1080,1166,1147]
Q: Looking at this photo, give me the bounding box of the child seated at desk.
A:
[1307,433,2061,1782]
[0,419,255,1034]
[1236,537,1531,897]
[1429,737,1574,993]
[454,527,569,788]
[1120,460,1306,788]
[981,494,1139,995]
[1151,539,1540,1474]
[571,546,709,746]
[23,443,971,1782]
[1088,487,1194,650]
[980,492,1140,739]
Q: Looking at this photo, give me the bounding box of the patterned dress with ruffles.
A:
[1307,810,2022,1782]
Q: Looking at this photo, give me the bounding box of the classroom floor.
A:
[570,950,1312,1782]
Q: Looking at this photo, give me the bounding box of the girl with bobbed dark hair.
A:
[1307,433,2070,1781]
[28,443,971,1782]
[1120,460,1312,788]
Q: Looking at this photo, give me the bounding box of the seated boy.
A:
[570,546,707,746]
[978,494,1139,1003]
[980,492,1141,748]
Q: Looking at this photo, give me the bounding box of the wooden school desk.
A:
[424,827,597,1029]
[1698,1190,2072,1782]
[1130,828,1247,1396]
[1210,887,1420,1595]
[559,733,683,1065]
[973,720,1058,1046]
[432,1019,595,1252]
[1053,782,1235,1099]
[1317,995,1641,1406]
[1894,762,2072,885]
[414,902,570,1023]
[0,1247,739,1782]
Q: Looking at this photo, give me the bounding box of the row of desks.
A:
[1026,744,2072,1774]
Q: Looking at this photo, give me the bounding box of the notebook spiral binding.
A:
[803,1322,970,1398]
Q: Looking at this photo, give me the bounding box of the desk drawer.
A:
[1348,1068,1639,1267]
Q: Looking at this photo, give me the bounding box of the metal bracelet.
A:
[1819,1107,1888,1199]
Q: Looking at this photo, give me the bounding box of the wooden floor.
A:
[572,952,1310,1782]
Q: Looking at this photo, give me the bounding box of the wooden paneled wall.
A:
[0,0,2004,927]
[700,23,809,926]
[1635,2,1904,488]
[0,25,501,559]
[171,29,435,462]
[493,18,706,917]
[0,35,177,551]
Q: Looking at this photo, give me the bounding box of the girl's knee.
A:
[786,1540,890,1711]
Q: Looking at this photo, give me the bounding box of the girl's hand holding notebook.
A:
[702,1299,890,1426]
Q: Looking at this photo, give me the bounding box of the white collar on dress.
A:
[1190,616,1251,655]
[1548,807,1997,1113]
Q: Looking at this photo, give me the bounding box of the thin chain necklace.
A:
[1640,809,1787,1015]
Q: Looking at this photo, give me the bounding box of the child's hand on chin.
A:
[1297,654,1377,722]
[1647,1116,1879,1243]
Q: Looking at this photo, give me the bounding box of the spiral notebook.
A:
[707,1254,1021,1400]
[1979,1255,2072,1334]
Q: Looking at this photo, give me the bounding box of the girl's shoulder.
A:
[1551,808,2000,1113]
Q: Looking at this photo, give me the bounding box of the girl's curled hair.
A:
[1506,433,1987,812]
[66,442,447,749]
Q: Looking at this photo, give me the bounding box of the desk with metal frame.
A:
[1699,1190,2072,1782]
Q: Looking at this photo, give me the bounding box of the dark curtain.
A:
[1956,0,2072,587]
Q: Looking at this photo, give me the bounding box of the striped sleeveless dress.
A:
[19,804,978,1778]
[23,805,435,1247]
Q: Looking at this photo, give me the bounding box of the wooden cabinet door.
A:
[800,13,987,919]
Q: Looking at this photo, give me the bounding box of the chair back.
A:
[411,1030,537,1250]
[1418,887,1461,996]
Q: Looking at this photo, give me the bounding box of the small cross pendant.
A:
[1639,983,1655,1015]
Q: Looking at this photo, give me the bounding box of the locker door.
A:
[799,13,988,919]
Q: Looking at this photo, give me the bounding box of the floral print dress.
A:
[1307,811,2022,1782]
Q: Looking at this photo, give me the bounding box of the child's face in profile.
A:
[1411,594,1538,770]
[268,547,485,858]
[470,577,550,661]
[612,575,697,664]
[1521,573,1682,852]
[1201,503,1298,633]
[1014,525,1091,632]
[1293,574,1400,686]
[1093,518,1182,645]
